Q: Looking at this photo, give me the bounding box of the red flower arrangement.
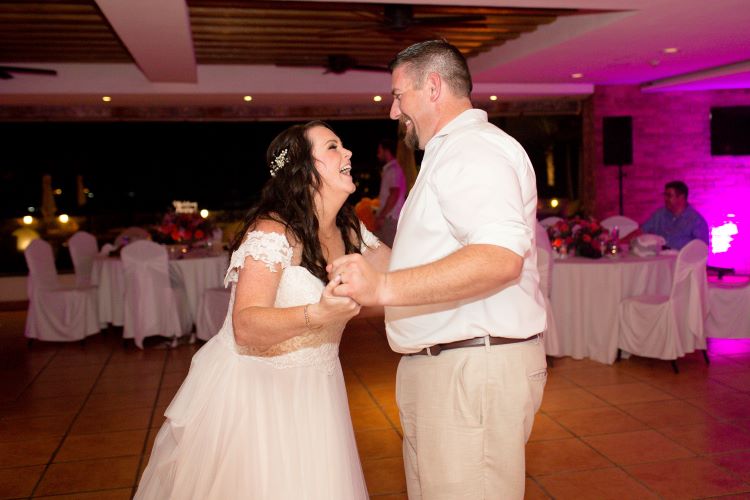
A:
[547,216,609,258]
[157,211,214,244]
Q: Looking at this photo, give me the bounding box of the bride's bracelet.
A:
[303,304,314,331]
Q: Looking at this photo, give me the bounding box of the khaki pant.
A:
[396,337,547,499]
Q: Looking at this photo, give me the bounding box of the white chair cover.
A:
[68,231,98,286]
[121,240,191,348]
[539,216,562,229]
[195,287,231,341]
[99,242,116,256]
[705,276,750,338]
[535,222,561,356]
[618,240,708,360]
[24,239,100,342]
[115,226,151,248]
[601,215,639,238]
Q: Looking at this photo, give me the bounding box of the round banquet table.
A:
[91,252,228,328]
[549,253,676,364]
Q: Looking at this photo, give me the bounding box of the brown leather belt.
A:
[410,334,540,356]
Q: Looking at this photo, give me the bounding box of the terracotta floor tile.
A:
[558,366,638,387]
[159,370,188,390]
[548,406,648,437]
[55,429,147,462]
[709,371,750,392]
[33,488,134,499]
[355,428,402,460]
[101,360,164,379]
[150,405,169,428]
[659,421,750,455]
[2,394,86,419]
[156,385,179,406]
[361,456,406,496]
[646,376,736,399]
[350,405,393,431]
[625,457,750,499]
[3,311,750,498]
[537,467,659,500]
[711,450,750,482]
[526,438,611,476]
[0,414,75,443]
[686,393,750,420]
[22,378,96,399]
[587,382,674,405]
[0,465,45,500]
[92,373,162,394]
[524,477,552,499]
[618,399,714,428]
[544,357,604,372]
[82,390,158,413]
[539,388,608,412]
[70,407,153,435]
[35,456,140,496]
[367,381,397,406]
[582,429,694,465]
[0,436,59,468]
[541,373,577,392]
[529,413,573,441]
[346,381,377,409]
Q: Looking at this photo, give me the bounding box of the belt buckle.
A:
[426,344,442,356]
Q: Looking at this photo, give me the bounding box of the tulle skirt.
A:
[134,335,368,500]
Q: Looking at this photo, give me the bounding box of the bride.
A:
[135,121,390,499]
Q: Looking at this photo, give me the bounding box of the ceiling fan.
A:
[0,65,57,80]
[278,54,390,75]
[323,55,389,74]
[319,4,487,38]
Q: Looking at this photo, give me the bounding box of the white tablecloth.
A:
[706,276,750,339]
[549,254,676,364]
[92,253,228,327]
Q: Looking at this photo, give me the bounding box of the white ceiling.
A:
[1,0,749,107]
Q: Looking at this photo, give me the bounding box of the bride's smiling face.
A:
[308,125,356,197]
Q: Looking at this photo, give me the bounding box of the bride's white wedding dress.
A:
[135,228,377,499]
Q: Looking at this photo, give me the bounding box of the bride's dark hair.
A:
[230,120,364,282]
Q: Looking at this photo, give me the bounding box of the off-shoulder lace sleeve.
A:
[223,231,293,287]
[359,221,381,253]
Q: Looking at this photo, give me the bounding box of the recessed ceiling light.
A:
[102,96,112,102]
[663,47,679,54]
[373,95,382,102]
[571,73,583,79]
[489,95,498,101]
[243,95,253,102]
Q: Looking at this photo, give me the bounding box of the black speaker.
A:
[602,116,633,165]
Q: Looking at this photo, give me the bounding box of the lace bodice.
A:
[218,224,379,371]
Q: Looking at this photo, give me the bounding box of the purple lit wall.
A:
[593,86,750,273]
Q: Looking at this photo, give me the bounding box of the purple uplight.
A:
[700,187,750,274]
[710,218,738,254]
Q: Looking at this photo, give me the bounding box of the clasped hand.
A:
[313,275,361,327]
[326,254,385,307]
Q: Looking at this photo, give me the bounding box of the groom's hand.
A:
[327,254,387,307]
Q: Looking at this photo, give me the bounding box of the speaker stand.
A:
[618,163,624,215]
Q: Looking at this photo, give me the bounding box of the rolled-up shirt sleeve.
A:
[429,130,532,257]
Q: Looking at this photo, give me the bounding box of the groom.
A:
[329,40,547,499]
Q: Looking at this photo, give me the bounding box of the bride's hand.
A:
[307,276,361,329]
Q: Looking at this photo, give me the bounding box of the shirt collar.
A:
[427,108,488,147]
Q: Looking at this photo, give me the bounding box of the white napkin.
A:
[631,233,666,257]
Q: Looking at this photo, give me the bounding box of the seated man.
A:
[641,180,709,250]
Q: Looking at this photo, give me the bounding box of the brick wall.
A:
[592,85,750,272]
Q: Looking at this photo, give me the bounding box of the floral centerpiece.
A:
[547,216,609,258]
[156,210,214,245]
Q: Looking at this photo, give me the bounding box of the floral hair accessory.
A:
[269,148,289,177]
